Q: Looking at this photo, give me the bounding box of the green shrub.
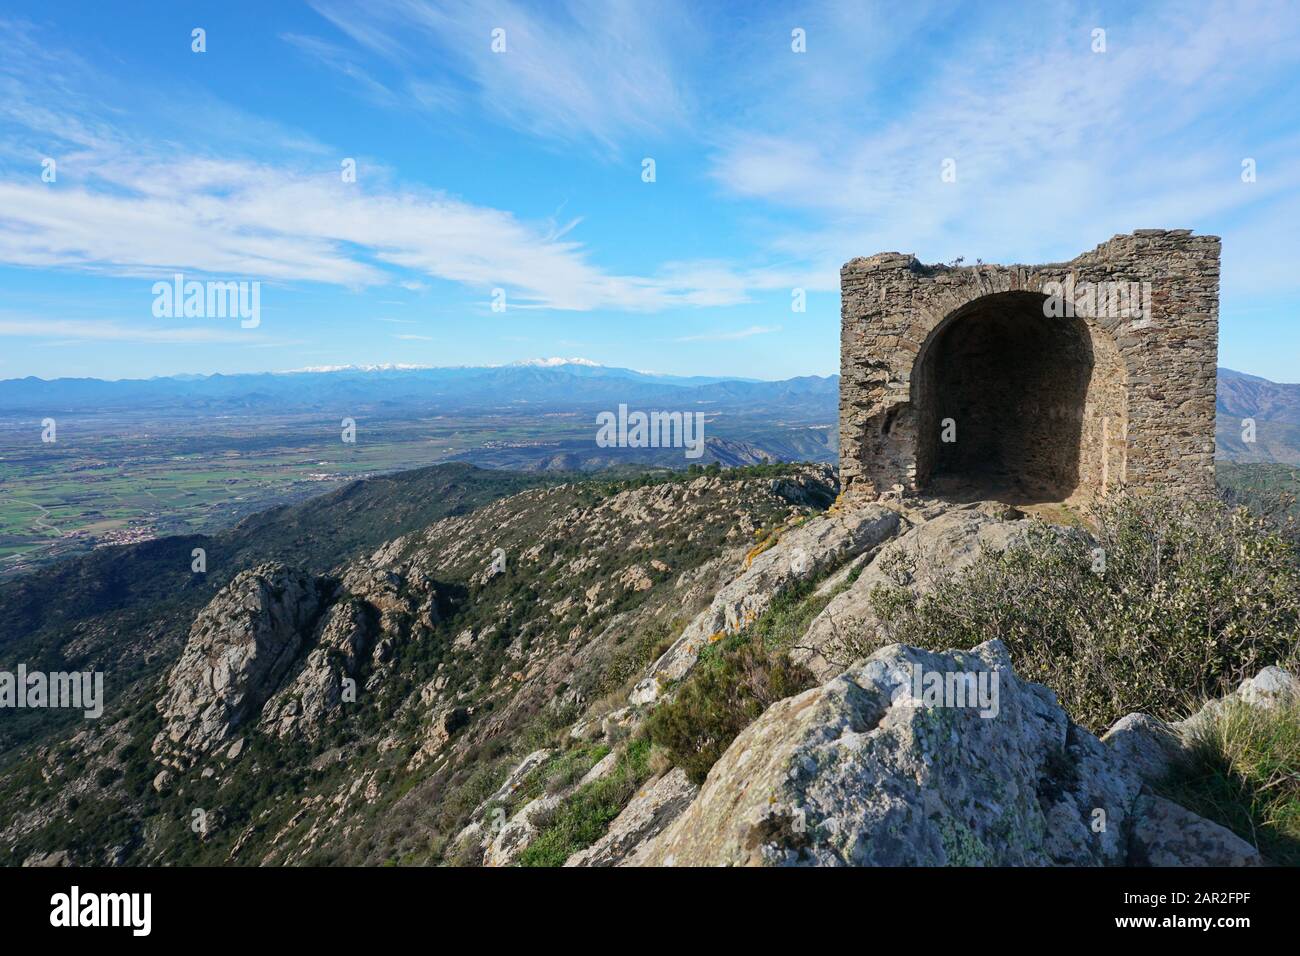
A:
[742,577,839,652]
[867,493,1300,733]
[594,620,677,697]
[647,642,815,785]
[1218,462,1300,548]
[516,738,652,867]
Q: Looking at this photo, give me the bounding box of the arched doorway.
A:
[911,291,1127,503]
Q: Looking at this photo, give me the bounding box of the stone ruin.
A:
[838,229,1219,504]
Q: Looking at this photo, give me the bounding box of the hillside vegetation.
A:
[0,463,563,756]
[1,461,1297,867]
[866,493,1300,732]
[0,463,831,865]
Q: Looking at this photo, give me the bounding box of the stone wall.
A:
[838,230,1219,502]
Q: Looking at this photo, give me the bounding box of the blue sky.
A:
[0,0,1297,382]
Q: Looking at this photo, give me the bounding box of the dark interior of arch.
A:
[914,291,1094,501]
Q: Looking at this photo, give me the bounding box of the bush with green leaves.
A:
[868,493,1300,733]
[1218,461,1300,548]
[516,738,652,867]
[646,641,815,785]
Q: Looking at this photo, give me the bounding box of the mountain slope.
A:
[0,463,562,755]
[4,465,1290,868]
[1216,367,1300,463]
[0,463,838,865]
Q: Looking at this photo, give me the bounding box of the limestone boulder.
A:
[638,639,1261,867]
[1101,714,1187,786]
[482,793,563,867]
[1178,665,1299,736]
[1129,795,1259,866]
[640,640,1140,866]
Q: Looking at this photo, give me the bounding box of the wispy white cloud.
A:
[0,164,783,309]
[675,325,781,343]
[306,0,696,150]
[281,32,407,110]
[703,0,1300,290]
[0,317,271,344]
[0,15,779,314]
[3,1,1298,345]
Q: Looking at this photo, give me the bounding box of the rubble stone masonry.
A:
[838,230,1219,502]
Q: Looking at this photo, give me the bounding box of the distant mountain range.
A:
[0,358,834,417]
[3,360,1298,464]
[1216,367,1300,464]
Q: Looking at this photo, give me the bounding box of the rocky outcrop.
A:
[339,566,440,636]
[630,505,900,704]
[410,704,471,769]
[461,744,639,866]
[153,564,327,767]
[568,768,697,867]
[451,747,557,864]
[22,850,73,867]
[570,706,638,742]
[475,749,552,816]
[259,598,376,739]
[1101,714,1186,786]
[767,472,838,509]
[1183,665,1299,729]
[794,503,1035,679]
[638,640,1259,867]
[21,459,1288,871]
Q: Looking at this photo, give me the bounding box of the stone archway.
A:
[836,231,1216,503]
[910,290,1127,503]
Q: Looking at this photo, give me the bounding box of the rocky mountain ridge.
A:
[1,465,1292,867]
[1,466,833,864]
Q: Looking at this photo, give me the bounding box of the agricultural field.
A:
[0,402,829,578]
[0,411,587,578]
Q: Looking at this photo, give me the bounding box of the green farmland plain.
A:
[0,411,583,577]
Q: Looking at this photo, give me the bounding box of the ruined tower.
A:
[838,230,1219,502]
